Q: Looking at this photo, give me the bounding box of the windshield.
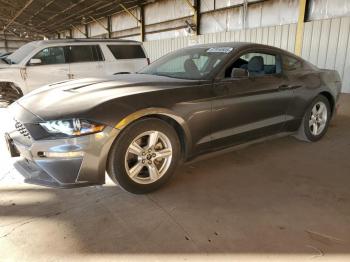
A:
[6,42,38,64]
[140,46,233,80]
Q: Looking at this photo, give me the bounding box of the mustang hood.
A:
[16,74,199,124]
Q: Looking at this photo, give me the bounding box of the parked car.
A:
[0,39,149,107]
[5,42,341,193]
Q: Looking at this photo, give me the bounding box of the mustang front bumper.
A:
[6,127,118,188]
[5,103,119,188]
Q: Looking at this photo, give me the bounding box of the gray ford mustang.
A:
[5,42,341,194]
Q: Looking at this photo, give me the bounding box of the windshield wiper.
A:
[113,72,131,75]
[152,72,178,78]
[152,72,193,80]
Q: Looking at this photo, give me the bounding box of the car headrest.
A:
[184,59,201,78]
[248,56,264,72]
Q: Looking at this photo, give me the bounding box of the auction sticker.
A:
[206,47,233,53]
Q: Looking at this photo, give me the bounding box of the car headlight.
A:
[39,119,105,137]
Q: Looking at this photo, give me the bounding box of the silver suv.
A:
[0,39,149,106]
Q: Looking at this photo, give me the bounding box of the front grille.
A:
[14,120,31,139]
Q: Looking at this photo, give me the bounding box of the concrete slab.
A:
[1,95,350,261]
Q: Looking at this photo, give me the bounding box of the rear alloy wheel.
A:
[309,101,328,136]
[108,118,181,194]
[295,95,331,142]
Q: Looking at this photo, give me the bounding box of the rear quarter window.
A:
[107,45,146,59]
[282,55,302,71]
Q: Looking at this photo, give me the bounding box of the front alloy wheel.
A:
[108,118,181,194]
[125,130,173,184]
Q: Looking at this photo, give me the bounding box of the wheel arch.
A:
[114,108,192,160]
[0,82,24,106]
[319,91,335,116]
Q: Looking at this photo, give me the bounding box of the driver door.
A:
[211,51,294,150]
[24,46,69,92]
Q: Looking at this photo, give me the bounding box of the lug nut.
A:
[152,153,156,157]
[142,160,145,164]
[148,160,152,165]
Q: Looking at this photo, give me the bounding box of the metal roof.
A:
[35,38,141,44]
[0,0,151,39]
[184,42,272,49]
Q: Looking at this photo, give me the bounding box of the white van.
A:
[0,39,149,106]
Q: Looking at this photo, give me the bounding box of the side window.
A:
[31,46,65,65]
[283,55,302,71]
[107,45,146,59]
[225,52,279,78]
[68,45,104,63]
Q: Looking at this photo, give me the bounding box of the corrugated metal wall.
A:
[143,16,350,93]
[0,32,30,53]
[302,17,350,93]
[72,25,86,38]
[143,23,297,60]
[200,0,299,35]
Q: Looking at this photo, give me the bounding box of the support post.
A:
[194,0,200,35]
[107,16,112,38]
[140,5,145,42]
[185,0,200,35]
[295,0,307,55]
[85,24,89,38]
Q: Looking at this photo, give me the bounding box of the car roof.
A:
[186,42,283,50]
[31,38,141,46]
[184,42,300,59]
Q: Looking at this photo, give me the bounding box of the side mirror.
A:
[231,68,249,78]
[29,58,42,65]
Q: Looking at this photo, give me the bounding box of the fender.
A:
[114,107,193,155]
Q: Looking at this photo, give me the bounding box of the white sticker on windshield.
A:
[206,47,233,53]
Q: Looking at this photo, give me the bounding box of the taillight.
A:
[147,58,150,65]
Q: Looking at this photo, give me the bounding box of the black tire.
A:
[0,83,22,108]
[107,118,181,194]
[295,95,331,142]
